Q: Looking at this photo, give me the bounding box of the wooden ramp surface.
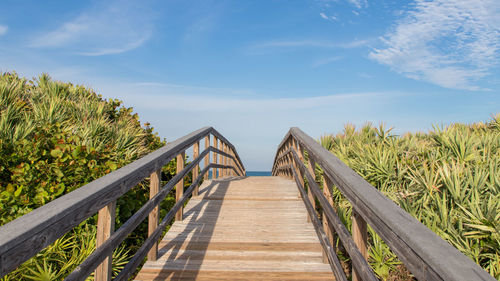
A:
[135,176,334,281]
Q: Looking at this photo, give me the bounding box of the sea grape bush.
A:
[0,72,182,280]
[318,119,500,280]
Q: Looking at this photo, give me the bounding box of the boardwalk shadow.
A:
[154,177,233,280]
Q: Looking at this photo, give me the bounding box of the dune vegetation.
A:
[0,72,183,280]
[318,118,499,280]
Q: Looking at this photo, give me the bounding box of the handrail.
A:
[0,127,245,280]
[272,127,495,281]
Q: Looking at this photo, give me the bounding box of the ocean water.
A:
[245,171,272,176]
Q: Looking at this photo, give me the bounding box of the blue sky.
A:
[1,0,499,170]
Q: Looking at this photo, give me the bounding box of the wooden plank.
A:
[290,169,348,281]
[204,135,210,180]
[209,147,242,177]
[322,174,335,263]
[306,153,317,222]
[115,164,212,281]
[219,140,223,178]
[65,151,213,281]
[176,151,185,221]
[352,211,368,281]
[213,136,218,179]
[147,169,161,261]
[94,201,116,281]
[135,176,335,281]
[225,143,229,177]
[193,141,200,196]
[136,269,334,281]
[209,130,245,173]
[0,127,215,277]
[290,149,378,281]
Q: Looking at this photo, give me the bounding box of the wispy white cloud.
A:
[317,0,367,9]
[126,81,259,97]
[320,12,338,21]
[30,0,155,56]
[369,0,500,90]
[0,25,8,36]
[251,39,370,50]
[347,0,367,9]
[108,81,399,114]
[312,56,342,68]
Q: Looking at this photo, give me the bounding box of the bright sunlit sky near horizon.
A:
[1,0,499,170]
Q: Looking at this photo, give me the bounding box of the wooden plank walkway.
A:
[135,176,334,281]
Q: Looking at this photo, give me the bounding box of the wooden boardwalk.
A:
[135,176,334,281]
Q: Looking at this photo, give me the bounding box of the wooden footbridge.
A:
[0,127,495,281]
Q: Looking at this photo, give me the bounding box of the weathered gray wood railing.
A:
[0,127,245,281]
[272,127,495,281]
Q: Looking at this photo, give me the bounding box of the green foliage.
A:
[319,118,500,280]
[0,72,177,280]
[4,224,129,281]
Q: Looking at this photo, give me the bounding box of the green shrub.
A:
[0,72,184,280]
[319,117,499,280]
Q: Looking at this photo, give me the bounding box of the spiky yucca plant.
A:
[318,117,499,280]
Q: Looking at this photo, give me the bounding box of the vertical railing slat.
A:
[175,151,185,221]
[204,135,210,180]
[147,169,161,261]
[94,201,116,281]
[193,141,200,196]
[219,140,224,178]
[213,136,218,179]
[322,174,335,263]
[352,211,368,281]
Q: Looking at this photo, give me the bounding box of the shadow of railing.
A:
[154,178,231,280]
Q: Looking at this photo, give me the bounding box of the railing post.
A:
[193,141,200,196]
[147,169,161,261]
[228,147,233,176]
[352,211,368,281]
[322,174,335,263]
[303,147,317,222]
[224,143,229,177]
[176,151,185,221]
[95,201,116,281]
[292,138,304,198]
[204,134,210,180]
[219,140,224,178]
[221,142,226,177]
[213,136,218,179]
[232,149,237,176]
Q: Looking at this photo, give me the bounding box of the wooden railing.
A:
[0,127,245,280]
[272,127,495,281]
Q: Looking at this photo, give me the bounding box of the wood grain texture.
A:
[95,202,116,281]
[66,151,215,281]
[212,136,218,179]
[218,140,223,179]
[290,169,347,281]
[135,177,335,281]
[352,211,368,281]
[293,148,378,281]
[204,135,210,180]
[0,127,245,278]
[176,152,186,221]
[193,142,200,196]
[272,127,496,281]
[148,169,162,261]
